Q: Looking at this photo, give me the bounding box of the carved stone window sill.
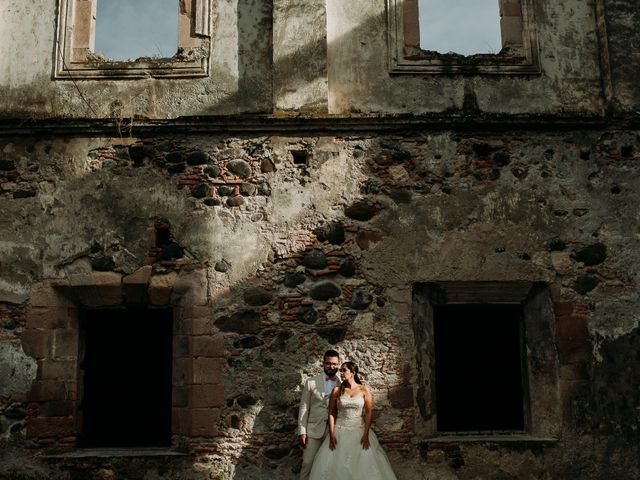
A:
[44,447,188,458]
[424,435,558,445]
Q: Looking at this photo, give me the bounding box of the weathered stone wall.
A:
[0,0,619,117]
[1,129,638,479]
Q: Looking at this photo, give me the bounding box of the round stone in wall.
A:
[217,185,235,196]
[302,250,327,269]
[339,259,356,277]
[186,151,209,165]
[309,281,341,300]
[204,197,222,206]
[350,288,373,310]
[243,286,273,306]
[240,183,257,196]
[204,165,221,178]
[191,182,210,198]
[284,272,306,288]
[261,158,276,173]
[227,159,252,178]
[227,196,245,207]
[215,259,231,272]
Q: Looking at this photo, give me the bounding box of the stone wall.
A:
[1,128,638,479]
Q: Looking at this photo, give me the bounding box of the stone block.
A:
[556,315,590,351]
[40,400,75,417]
[499,0,522,17]
[500,15,524,47]
[191,383,225,408]
[39,359,77,381]
[171,268,208,306]
[29,381,72,402]
[149,272,178,306]
[193,358,225,384]
[69,272,123,307]
[173,335,190,358]
[172,358,193,386]
[172,386,189,408]
[54,329,79,358]
[123,265,152,306]
[26,416,77,438]
[191,335,224,357]
[190,408,220,437]
[171,407,191,435]
[27,307,76,330]
[21,330,53,359]
[30,281,74,308]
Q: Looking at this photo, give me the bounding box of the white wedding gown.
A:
[309,394,397,480]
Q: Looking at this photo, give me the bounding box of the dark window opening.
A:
[433,304,525,432]
[79,308,173,447]
[291,150,308,165]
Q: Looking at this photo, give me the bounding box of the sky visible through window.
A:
[94,0,178,60]
[419,0,502,55]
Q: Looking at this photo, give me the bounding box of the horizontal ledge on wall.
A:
[0,113,627,137]
[44,447,188,459]
[424,435,559,445]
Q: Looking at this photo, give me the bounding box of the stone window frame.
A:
[22,269,224,449]
[387,0,541,75]
[412,281,560,441]
[54,0,211,79]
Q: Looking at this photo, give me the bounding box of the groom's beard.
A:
[324,367,339,378]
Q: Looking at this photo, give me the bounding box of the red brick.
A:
[26,416,77,438]
[21,329,53,359]
[54,329,79,358]
[191,384,225,408]
[193,358,225,384]
[26,307,76,330]
[38,359,77,380]
[190,408,220,437]
[191,335,224,357]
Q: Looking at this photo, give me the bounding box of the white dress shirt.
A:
[322,375,338,407]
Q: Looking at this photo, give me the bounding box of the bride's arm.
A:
[328,386,340,450]
[361,386,373,449]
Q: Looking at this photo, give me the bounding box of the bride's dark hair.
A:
[340,362,363,391]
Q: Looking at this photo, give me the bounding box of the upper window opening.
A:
[95,0,179,61]
[418,0,501,55]
[387,0,539,74]
[55,0,211,79]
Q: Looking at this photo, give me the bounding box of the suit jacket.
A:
[297,374,340,439]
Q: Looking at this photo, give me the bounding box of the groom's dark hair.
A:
[323,349,340,359]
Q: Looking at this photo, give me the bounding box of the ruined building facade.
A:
[0,1,639,479]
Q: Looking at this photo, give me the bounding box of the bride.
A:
[309,361,397,480]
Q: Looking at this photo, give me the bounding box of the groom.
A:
[297,349,341,480]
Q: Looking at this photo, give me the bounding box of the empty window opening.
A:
[79,308,173,447]
[95,0,178,60]
[434,304,525,432]
[419,0,502,55]
[291,150,309,166]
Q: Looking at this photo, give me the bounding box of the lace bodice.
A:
[335,394,365,430]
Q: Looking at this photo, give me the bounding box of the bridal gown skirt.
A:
[309,423,397,480]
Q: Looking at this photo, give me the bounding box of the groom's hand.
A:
[299,434,307,448]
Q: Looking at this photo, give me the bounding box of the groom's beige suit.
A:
[298,373,338,480]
